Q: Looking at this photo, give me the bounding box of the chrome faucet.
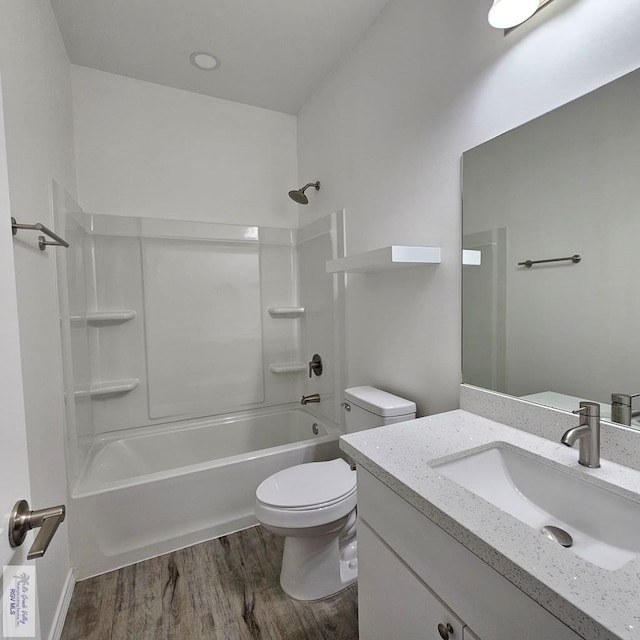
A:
[301,394,320,405]
[610,393,640,426]
[561,401,601,468]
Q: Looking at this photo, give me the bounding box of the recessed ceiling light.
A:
[190,52,220,71]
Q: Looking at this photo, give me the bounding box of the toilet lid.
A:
[256,459,356,509]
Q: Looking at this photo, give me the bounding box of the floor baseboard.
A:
[49,569,75,640]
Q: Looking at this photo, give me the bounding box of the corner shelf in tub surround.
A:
[326,245,441,274]
[269,362,306,374]
[70,310,137,324]
[267,307,305,318]
[74,378,140,398]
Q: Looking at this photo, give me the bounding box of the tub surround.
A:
[341,394,640,640]
[54,196,349,580]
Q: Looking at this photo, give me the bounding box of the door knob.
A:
[8,500,66,560]
[438,622,454,639]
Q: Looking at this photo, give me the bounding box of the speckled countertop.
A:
[340,409,640,640]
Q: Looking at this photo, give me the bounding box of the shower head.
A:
[288,181,320,205]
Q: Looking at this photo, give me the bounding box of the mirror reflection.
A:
[462,66,640,428]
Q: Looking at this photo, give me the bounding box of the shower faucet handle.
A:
[308,354,323,378]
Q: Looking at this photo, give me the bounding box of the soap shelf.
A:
[267,307,305,318]
[269,362,306,374]
[326,245,441,274]
[70,310,137,324]
[75,378,140,397]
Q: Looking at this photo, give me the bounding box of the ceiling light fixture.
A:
[190,52,220,71]
[488,0,540,28]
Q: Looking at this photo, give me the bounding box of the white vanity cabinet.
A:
[359,521,465,639]
[357,467,584,640]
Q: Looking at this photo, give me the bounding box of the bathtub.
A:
[70,405,341,578]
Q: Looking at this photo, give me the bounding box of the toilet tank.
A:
[344,386,416,433]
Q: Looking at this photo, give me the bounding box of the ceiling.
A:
[50,0,390,115]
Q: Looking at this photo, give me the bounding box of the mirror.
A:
[462,66,640,428]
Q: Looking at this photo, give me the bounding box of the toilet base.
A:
[278,512,358,601]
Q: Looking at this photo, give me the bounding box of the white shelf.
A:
[70,310,136,324]
[88,310,136,323]
[326,246,441,274]
[462,250,482,266]
[269,362,306,374]
[75,378,140,397]
[267,307,305,318]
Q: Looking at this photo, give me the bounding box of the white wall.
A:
[72,65,299,228]
[297,0,640,416]
[0,1,76,637]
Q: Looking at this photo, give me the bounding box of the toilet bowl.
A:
[255,386,416,601]
[256,458,358,601]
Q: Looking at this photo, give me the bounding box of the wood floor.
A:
[61,526,359,640]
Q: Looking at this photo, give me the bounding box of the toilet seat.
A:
[256,459,356,509]
[256,491,357,530]
[255,459,357,530]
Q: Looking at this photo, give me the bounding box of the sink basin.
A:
[432,444,640,570]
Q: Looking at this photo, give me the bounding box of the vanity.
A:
[341,389,640,640]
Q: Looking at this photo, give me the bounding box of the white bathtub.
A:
[70,405,340,578]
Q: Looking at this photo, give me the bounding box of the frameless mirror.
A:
[462,66,640,429]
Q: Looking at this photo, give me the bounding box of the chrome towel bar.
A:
[11,216,69,250]
[518,254,581,268]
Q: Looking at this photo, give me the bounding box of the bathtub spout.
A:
[301,394,320,405]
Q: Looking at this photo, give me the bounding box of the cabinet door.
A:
[359,520,464,640]
[359,469,583,640]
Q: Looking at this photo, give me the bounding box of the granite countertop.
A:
[340,409,640,640]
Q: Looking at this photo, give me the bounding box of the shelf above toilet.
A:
[326,246,441,274]
[462,250,482,266]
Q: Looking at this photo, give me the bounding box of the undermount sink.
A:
[431,444,640,570]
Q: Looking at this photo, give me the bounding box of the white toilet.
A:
[255,386,416,601]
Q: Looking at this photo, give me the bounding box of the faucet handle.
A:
[611,393,640,405]
[572,401,600,419]
[308,354,323,379]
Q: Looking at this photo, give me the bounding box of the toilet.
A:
[254,386,416,601]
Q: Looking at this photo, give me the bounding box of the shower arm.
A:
[300,182,320,193]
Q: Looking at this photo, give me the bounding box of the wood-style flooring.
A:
[61,526,358,640]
